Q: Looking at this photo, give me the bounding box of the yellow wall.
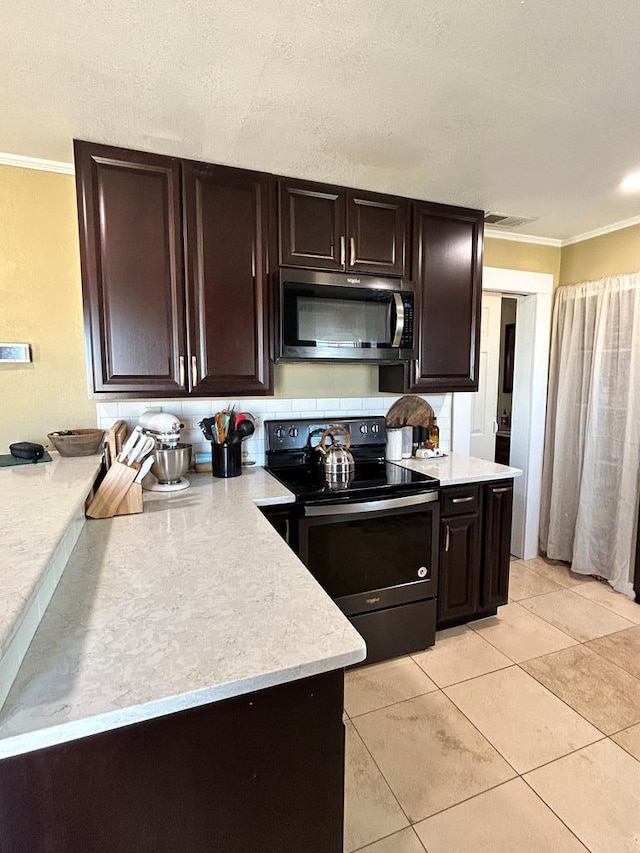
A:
[484,237,562,285]
[0,166,95,449]
[559,224,640,285]
[1,164,635,445]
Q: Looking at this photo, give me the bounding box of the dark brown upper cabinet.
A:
[279,179,408,277]
[182,162,272,396]
[74,141,187,395]
[279,179,346,271]
[75,142,273,397]
[379,202,483,394]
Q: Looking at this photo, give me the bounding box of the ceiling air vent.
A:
[484,212,538,229]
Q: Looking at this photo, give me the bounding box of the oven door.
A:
[298,492,439,616]
[277,269,414,362]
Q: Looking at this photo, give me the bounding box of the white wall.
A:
[98,394,452,467]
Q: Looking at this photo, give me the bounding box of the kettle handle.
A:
[319,425,352,453]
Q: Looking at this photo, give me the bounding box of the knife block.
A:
[86,423,144,519]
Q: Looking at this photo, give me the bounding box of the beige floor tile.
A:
[525,557,594,588]
[587,626,640,680]
[523,644,640,735]
[525,740,640,853]
[356,827,427,853]
[445,666,601,772]
[414,778,588,853]
[572,581,640,624]
[520,589,635,642]
[611,723,640,761]
[411,625,511,687]
[508,561,564,600]
[343,721,408,853]
[353,691,515,823]
[344,656,437,718]
[471,601,577,662]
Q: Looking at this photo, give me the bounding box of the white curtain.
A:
[540,273,640,595]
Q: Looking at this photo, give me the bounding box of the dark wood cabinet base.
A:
[0,671,345,853]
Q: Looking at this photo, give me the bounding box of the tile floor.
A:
[343,556,640,852]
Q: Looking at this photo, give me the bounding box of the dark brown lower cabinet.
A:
[481,482,514,610]
[437,480,514,628]
[0,671,345,853]
[438,512,481,625]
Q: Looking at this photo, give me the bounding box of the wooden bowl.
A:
[47,429,105,457]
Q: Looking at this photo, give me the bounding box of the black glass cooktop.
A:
[266,461,439,505]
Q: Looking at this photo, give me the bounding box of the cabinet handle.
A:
[350,236,356,266]
[492,487,510,494]
[444,524,450,552]
[452,496,475,504]
[340,236,346,265]
[179,355,185,388]
[191,355,198,387]
[414,359,420,384]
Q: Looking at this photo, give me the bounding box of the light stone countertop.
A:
[0,452,520,760]
[0,467,366,759]
[397,452,522,484]
[0,453,102,656]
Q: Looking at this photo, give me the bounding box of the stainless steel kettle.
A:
[316,425,355,484]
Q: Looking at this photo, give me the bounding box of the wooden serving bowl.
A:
[47,429,105,457]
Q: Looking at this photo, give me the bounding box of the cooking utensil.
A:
[118,426,143,462]
[135,454,155,483]
[126,434,155,465]
[316,425,355,483]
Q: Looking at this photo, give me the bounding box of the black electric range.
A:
[265,416,439,499]
[264,417,441,665]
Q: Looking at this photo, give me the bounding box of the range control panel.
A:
[265,417,387,452]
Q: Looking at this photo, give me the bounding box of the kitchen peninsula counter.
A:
[0,467,365,760]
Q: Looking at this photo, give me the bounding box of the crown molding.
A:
[484,228,562,248]
[0,151,74,175]
[561,214,640,246]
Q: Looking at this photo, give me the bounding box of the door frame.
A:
[451,267,553,559]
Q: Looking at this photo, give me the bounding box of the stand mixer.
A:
[138,411,192,492]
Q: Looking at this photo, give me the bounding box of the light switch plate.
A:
[0,343,32,363]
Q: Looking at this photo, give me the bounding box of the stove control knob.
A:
[359,424,368,434]
[288,426,299,438]
[274,426,285,440]
[371,423,380,434]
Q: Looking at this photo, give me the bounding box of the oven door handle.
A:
[303,491,439,517]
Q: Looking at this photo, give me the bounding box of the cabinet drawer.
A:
[441,485,481,517]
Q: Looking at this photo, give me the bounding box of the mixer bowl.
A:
[151,444,192,484]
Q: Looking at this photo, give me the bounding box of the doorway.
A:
[451,267,554,560]
[470,294,517,463]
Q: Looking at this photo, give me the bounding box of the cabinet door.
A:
[279,179,346,270]
[480,482,513,609]
[74,141,187,395]
[437,513,481,627]
[410,202,483,392]
[183,162,273,396]
[346,191,408,276]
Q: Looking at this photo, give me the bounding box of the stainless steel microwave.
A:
[276,268,416,362]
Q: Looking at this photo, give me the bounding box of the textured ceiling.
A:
[3,0,640,239]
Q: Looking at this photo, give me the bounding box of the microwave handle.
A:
[391,292,405,347]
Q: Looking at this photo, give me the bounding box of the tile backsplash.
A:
[97,395,451,467]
